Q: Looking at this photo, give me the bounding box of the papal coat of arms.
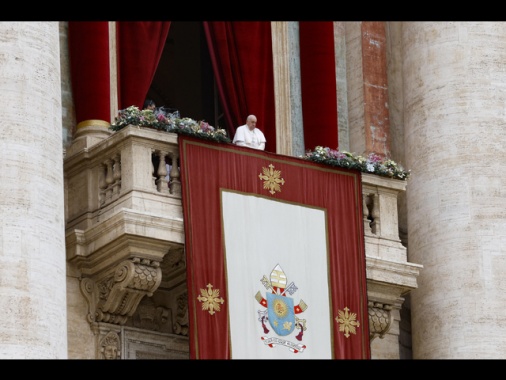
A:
[255,264,308,353]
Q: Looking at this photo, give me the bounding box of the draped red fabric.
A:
[68,22,111,124]
[116,22,171,110]
[179,136,370,359]
[203,22,276,153]
[299,22,339,151]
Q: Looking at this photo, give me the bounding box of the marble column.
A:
[403,22,506,359]
[0,22,67,358]
[334,22,350,152]
[271,21,304,157]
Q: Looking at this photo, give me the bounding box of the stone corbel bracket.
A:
[81,257,162,325]
[368,301,394,341]
[66,208,185,326]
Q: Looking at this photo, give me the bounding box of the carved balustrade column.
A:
[155,151,170,194]
[168,151,181,196]
[112,153,121,195]
[363,192,372,236]
[370,193,380,235]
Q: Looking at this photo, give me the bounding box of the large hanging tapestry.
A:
[179,136,370,359]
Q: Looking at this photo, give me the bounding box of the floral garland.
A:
[304,146,410,181]
[110,105,231,143]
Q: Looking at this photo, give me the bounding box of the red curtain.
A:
[299,22,338,151]
[179,136,370,359]
[203,22,276,153]
[116,22,171,110]
[68,22,111,124]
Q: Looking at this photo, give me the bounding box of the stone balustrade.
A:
[65,124,183,233]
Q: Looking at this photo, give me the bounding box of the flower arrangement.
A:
[304,146,410,181]
[110,105,231,143]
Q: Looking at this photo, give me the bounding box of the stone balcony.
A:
[64,123,421,359]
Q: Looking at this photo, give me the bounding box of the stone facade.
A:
[11,21,506,359]
[1,20,421,360]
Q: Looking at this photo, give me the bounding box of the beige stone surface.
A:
[345,22,366,155]
[403,22,506,359]
[67,276,96,359]
[334,21,350,151]
[385,22,408,242]
[271,21,294,156]
[0,22,67,359]
[59,21,76,147]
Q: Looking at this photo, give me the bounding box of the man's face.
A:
[247,118,257,130]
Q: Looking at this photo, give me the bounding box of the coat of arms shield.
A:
[266,292,296,336]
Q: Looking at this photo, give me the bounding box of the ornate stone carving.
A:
[81,257,162,326]
[160,246,185,272]
[130,296,171,332]
[173,292,189,336]
[158,246,186,290]
[368,301,394,341]
[100,330,121,360]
